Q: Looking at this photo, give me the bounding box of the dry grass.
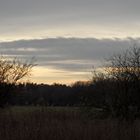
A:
[0,106,140,140]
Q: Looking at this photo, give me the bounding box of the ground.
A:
[0,106,139,140]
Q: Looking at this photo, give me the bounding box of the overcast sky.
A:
[0,0,140,84]
[1,0,140,41]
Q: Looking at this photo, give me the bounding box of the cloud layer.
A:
[0,0,140,40]
[0,38,136,69]
[0,37,139,83]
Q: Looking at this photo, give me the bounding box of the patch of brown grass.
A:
[0,107,140,140]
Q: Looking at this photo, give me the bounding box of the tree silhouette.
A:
[105,46,140,119]
[0,56,36,107]
[85,46,140,119]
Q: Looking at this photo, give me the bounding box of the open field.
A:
[0,106,140,140]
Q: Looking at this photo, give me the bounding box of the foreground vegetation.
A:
[0,106,140,140]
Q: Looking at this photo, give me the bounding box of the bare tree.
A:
[106,46,140,82]
[0,56,36,107]
[0,56,36,84]
[85,46,140,119]
[104,46,140,119]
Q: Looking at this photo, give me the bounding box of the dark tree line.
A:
[7,83,82,106]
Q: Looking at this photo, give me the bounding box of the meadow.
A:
[0,106,140,140]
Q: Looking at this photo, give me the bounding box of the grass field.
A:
[0,106,140,140]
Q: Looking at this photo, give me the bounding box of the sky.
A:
[0,0,140,84]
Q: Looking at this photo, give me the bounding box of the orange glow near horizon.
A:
[29,66,90,85]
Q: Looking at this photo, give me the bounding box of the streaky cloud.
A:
[0,37,139,72]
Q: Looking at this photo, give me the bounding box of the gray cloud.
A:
[0,0,139,19]
[0,0,140,38]
[0,37,139,72]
